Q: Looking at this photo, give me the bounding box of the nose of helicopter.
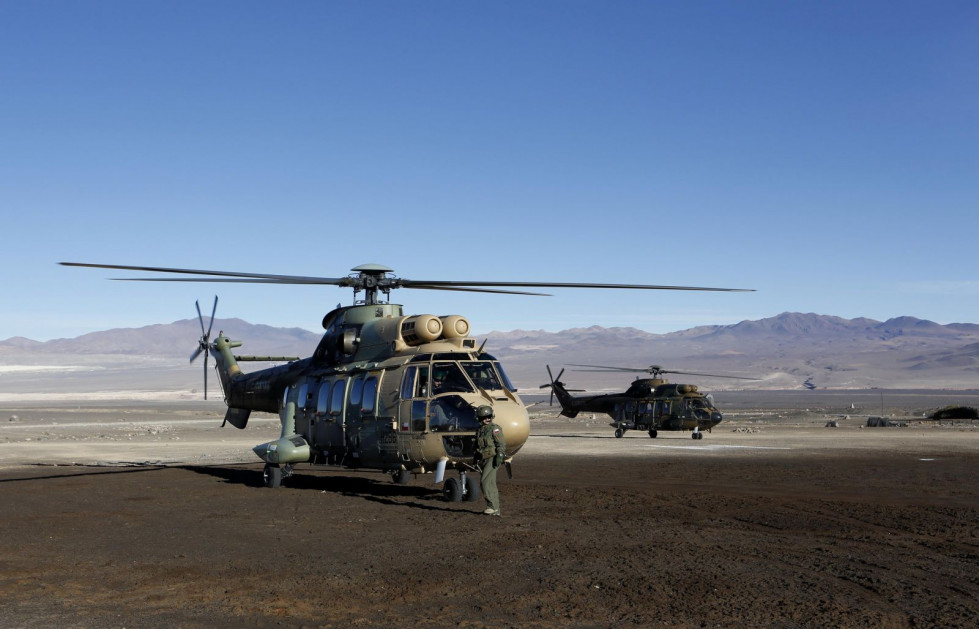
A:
[492,402,531,456]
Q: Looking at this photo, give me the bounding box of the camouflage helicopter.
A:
[542,363,755,439]
[61,262,751,495]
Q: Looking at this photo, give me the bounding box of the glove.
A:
[494,454,504,468]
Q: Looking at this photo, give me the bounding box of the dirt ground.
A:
[2,395,979,628]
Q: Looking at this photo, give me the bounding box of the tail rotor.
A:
[190,296,218,399]
[540,365,566,406]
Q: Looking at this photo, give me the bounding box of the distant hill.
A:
[3,312,979,390]
[0,318,321,359]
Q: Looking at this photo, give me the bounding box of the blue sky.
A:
[2,1,977,341]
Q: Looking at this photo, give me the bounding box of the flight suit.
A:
[475,420,506,514]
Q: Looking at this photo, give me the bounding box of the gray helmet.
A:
[476,405,494,420]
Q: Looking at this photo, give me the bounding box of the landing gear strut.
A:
[263,463,294,488]
[443,470,481,503]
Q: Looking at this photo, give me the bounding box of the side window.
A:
[296,383,309,410]
[411,400,427,432]
[350,377,364,407]
[329,380,346,417]
[316,381,330,415]
[400,366,416,400]
[362,376,378,415]
[416,367,429,398]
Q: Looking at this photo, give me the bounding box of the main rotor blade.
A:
[661,370,758,380]
[190,346,203,364]
[61,262,753,292]
[568,363,650,373]
[60,262,349,285]
[401,279,754,292]
[405,284,551,296]
[569,363,757,379]
[113,277,552,296]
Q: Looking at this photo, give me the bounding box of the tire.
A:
[614,428,624,438]
[443,477,463,502]
[648,429,657,438]
[263,464,282,488]
[394,468,411,485]
[463,474,481,502]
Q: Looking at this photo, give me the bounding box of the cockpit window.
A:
[429,395,479,432]
[430,362,474,395]
[460,361,503,391]
[491,361,517,392]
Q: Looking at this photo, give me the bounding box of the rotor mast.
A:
[348,264,395,305]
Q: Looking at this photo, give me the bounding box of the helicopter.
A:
[61,262,752,495]
[541,363,756,439]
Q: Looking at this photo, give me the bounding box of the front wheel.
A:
[393,468,411,485]
[614,428,624,438]
[648,429,657,438]
[443,477,463,502]
[263,464,282,488]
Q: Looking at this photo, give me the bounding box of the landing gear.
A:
[443,471,481,502]
[393,468,411,485]
[691,430,704,440]
[263,463,294,488]
[648,429,658,438]
[443,477,463,502]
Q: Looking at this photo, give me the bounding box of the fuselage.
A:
[211,304,530,475]
[557,379,723,433]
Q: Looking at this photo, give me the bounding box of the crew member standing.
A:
[475,405,506,516]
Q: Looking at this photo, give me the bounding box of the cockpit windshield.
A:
[460,361,503,391]
[478,353,517,392]
[431,362,475,395]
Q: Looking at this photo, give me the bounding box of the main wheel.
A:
[263,464,282,488]
[443,477,463,502]
[463,474,481,502]
[614,428,624,438]
[648,429,657,438]
[394,468,411,485]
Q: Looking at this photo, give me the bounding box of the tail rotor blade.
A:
[195,300,206,336]
[191,296,218,400]
[206,295,217,339]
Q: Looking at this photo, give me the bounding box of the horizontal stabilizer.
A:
[223,407,251,429]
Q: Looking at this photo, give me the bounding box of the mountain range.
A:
[3,312,979,390]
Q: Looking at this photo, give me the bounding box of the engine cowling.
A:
[401,315,443,346]
[439,315,470,339]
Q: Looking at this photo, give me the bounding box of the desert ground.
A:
[2,390,978,628]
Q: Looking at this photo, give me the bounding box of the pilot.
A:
[431,371,446,395]
[474,405,506,516]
